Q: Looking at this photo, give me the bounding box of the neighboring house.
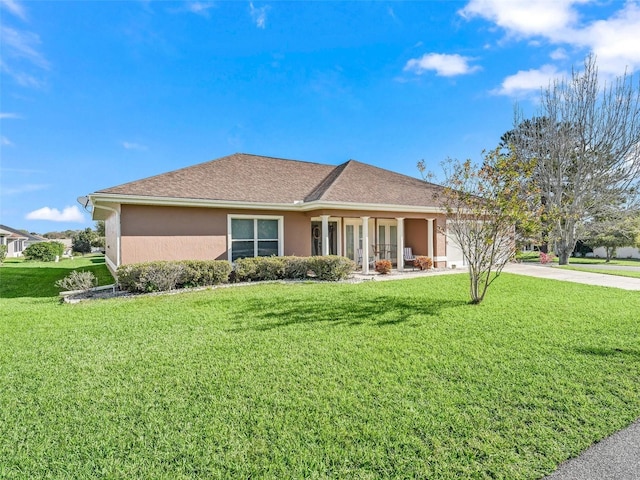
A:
[592,246,640,259]
[0,225,47,257]
[83,153,462,274]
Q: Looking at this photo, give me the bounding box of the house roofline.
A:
[87,193,447,216]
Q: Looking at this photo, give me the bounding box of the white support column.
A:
[321,215,330,256]
[396,217,405,271]
[361,216,370,274]
[427,218,434,259]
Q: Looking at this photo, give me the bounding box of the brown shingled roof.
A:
[96,153,444,208]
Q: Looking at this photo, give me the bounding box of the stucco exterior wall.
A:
[111,203,452,267]
[104,211,118,271]
[405,219,428,256]
[118,205,312,265]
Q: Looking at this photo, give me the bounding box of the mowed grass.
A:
[564,257,640,267]
[0,255,114,298]
[1,271,640,479]
[518,251,640,267]
[559,266,640,279]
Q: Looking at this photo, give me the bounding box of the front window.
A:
[230,216,282,261]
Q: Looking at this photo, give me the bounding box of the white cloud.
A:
[576,3,640,76]
[26,205,85,222]
[550,48,568,61]
[186,2,216,17]
[0,26,49,69]
[0,20,49,88]
[0,0,27,21]
[1,135,13,146]
[492,64,563,97]
[2,183,48,195]
[404,53,481,77]
[461,0,640,96]
[249,2,269,29]
[0,112,21,119]
[122,141,148,151]
[459,0,583,39]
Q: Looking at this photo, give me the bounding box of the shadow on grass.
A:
[575,346,640,359]
[229,294,466,331]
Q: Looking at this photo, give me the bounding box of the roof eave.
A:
[87,193,446,215]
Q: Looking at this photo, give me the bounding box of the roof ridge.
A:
[304,160,351,202]
[97,153,333,193]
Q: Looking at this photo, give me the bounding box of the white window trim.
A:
[227,214,284,262]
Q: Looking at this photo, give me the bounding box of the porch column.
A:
[321,215,330,256]
[427,219,434,259]
[396,217,405,271]
[361,216,370,274]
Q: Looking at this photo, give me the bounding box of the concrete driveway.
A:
[502,263,640,291]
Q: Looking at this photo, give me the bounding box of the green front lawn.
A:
[559,266,640,279]
[563,257,640,267]
[0,254,113,298]
[518,251,640,267]
[1,266,639,478]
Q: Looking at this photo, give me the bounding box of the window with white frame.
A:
[229,216,283,261]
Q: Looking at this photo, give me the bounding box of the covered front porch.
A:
[309,214,444,273]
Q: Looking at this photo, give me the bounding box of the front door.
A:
[377,221,398,263]
[311,221,338,256]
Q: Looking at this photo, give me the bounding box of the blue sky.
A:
[2,0,639,233]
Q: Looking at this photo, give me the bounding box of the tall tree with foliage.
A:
[507,55,640,265]
[419,146,540,304]
[72,228,96,255]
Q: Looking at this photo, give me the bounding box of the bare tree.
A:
[510,55,640,265]
[420,146,539,304]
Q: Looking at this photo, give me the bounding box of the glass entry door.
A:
[377,221,398,263]
[311,221,338,256]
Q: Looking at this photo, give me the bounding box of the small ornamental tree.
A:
[584,211,640,262]
[419,146,540,304]
[72,228,95,255]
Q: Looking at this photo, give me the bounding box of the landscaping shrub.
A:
[234,256,286,282]
[283,256,311,279]
[539,252,555,264]
[117,256,355,292]
[307,255,355,281]
[117,260,232,293]
[374,259,392,274]
[55,270,97,292]
[23,241,65,262]
[179,260,232,287]
[0,244,6,264]
[234,256,354,282]
[415,256,433,270]
[117,261,186,293]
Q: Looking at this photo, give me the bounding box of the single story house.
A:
[82,153,465,274]
[0,225,47,257]
[592,246,640,259]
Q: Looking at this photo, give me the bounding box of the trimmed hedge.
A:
[117,260,231,293]
[23,241,65,262]
[234,255,355,282]
[117,256,355,292]
[234,256,286,282]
